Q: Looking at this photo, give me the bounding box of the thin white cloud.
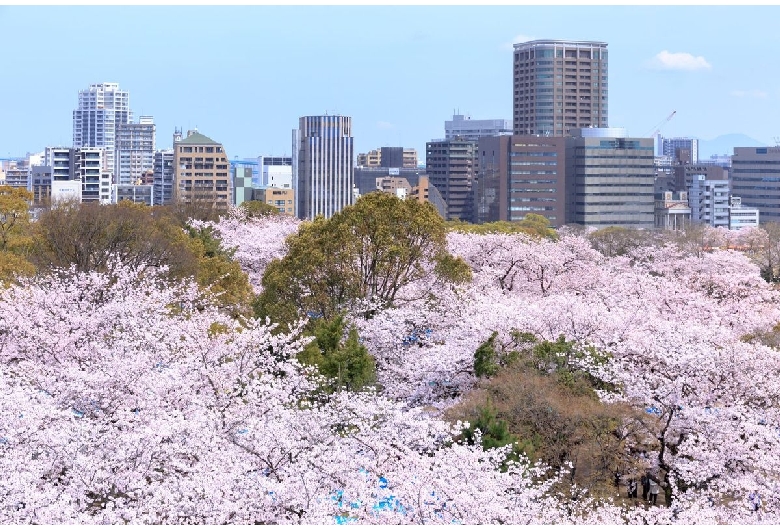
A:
[503,34,535,51]
[730,89,768,99]
[649,50,712,71]
[377,121,394,130]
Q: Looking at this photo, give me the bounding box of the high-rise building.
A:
[72,83,132,176]
[153,149,175,206]
[731,146,780,222]
[426,138,477,221]
[660,136,699,163]
[294,115,354,220]
[513,40,608,136]
[475,135,567,226]
[173,130,231,211]
[445,114,511,141]
[565,128,654,228]
[116,116,156,185]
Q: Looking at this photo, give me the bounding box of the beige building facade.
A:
[255,187,295,215]
[174,130,231,210]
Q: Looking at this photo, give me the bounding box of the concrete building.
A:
[3,162,29,189]
[445,114,511,141]
[73,147,111,203]
[294,115,354,220]
[153,149,175,206]
[72,82,132,176]
[375,176,412,199]
[660,136,698,163]
[356,147,418,169]
[655,191,691,230]
[253,187,295,215]
[689,175,730,228]
[51,178,82,205]
[513,40,608,136]
[356,149,382,167]
[173,130,231,211]
[45,147,73,182]
[410,175,448,219]
[565,128,654,228]
[231,162,254,207]
[258,156,293,188]
[426,138,478,221]
[728,196,759,230]
[731,146,780,222]
[40,147,110,204]
[116,116,155,185]
[371,175,447,219]
[29,165,52,205]
[116,184,153,206]
[354,166,427,197]
[475,135,567,227]
[673,162,728,193]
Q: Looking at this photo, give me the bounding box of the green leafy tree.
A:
[298,315,377,392]
[447,214,558,240]
[257,193,472,325]
[239,200,281,218]
[0,186,35,285]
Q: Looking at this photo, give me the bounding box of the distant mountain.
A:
[698,134,768,159]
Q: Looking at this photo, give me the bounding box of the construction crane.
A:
[645,110,676,138]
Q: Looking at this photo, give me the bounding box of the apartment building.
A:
[173,130,231,211]
[513,40,608,136]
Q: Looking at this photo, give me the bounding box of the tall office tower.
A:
[445,114,511,141]
[295,115,354,220]
[660,136,699,164]
[565,128,655,228]
[173,130,231,211]
[425,138,477,222]
[153,149,175,206]
[475,135,567,227]
[72,83,132,176]
[116,116,156,185]
[513,40,608,136]
[732,146,780,222]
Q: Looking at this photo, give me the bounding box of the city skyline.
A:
[1,6,779,159]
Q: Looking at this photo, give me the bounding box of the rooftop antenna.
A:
[773,137,780,147]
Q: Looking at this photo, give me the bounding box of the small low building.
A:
[253,187,295,215]
[728,196,759,230]
[655,191,691,230]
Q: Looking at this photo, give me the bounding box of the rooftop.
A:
[513,39,608,49]
[176,132,219,145]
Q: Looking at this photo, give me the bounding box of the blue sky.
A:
[1,5,778,160]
